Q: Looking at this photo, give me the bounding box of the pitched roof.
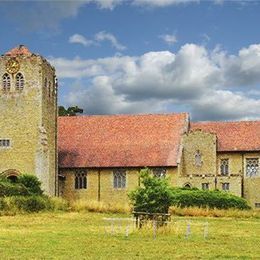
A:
[191,121,260,152]
[4,45,32,56]
[58,113,189,168]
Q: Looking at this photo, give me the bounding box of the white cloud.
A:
[133,0,199,7]
[69,34,94,46]
[69,32,126,51]
[95,31,126,51]
[93,0,122,10]
[160,34,178,45]
[50,43,260,121]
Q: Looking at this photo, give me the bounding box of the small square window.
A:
[222,183,230,191]
[202,183,209,190]
[0,139,11,148]
[255,203,260,208]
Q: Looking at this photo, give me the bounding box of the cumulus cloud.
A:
[69,34,94,46]
[95,31,126,51]
[160,34,178,45]
[49,43,260,121]
[133,0,199,7]
[69,32,126,51]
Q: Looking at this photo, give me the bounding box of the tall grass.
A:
[169,206,260,218]
[69,199,131,214]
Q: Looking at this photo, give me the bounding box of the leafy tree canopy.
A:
[58,106,83,116]
[129,168,173,213]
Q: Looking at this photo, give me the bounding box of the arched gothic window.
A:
[195,150,203,167]
[2,73,11,92]
[15,73,24,91]
[183,183,192,189]
[113,169,126,189]
[74,170,87,189]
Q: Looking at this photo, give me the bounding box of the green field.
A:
[0,212,259,259]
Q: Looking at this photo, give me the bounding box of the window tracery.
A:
[15,73,24,91]
[246,158,259,177]
[195,150,202,167]
[75,170,87,189]
[2,73,11,92]
[113,169,126,189]
[220,159,229,176]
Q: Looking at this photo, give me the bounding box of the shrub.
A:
[129,168,173,213]
[0,181,29,197]
[0,197,6,210]
[10,196,51,212]
[17,174,43,195]
[171,188,250,210]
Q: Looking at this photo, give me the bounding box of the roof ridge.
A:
[58,112,188,119]
[192,120,260,124]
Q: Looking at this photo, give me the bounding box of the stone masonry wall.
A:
[0,54,57,195]
[181,130,217,176]
[59,167,178,204]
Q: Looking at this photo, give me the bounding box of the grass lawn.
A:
[0,212,259,259]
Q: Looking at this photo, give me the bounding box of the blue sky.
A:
[0,0,260,121]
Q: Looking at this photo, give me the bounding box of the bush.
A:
[10,196,51,212]
[0,181,29,197]
[129,168,173,213]
[17,174,43,195]
[171,188,250,210]
[0,198,6,210]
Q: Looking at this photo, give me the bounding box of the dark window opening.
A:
[74,170,87,189]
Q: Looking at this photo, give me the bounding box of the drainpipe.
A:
[241,153,244,198]
[98,170,101,201]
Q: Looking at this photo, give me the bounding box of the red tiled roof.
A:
[191,121,260,152]
[58,113,189,168]
[5,45,32,56]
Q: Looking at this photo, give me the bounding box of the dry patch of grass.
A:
[170,206,260,218]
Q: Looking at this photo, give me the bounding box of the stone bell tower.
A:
[0,45,57,195]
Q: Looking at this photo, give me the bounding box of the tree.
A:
[129,168,173,213]
[58,106,83,116]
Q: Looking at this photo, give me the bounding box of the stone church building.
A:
[1,46,260,207]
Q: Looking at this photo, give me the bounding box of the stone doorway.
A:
[1,169,20,182]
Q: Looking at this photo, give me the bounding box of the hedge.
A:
[171,188,250,210]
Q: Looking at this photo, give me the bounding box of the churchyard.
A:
[0,211,259,259]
